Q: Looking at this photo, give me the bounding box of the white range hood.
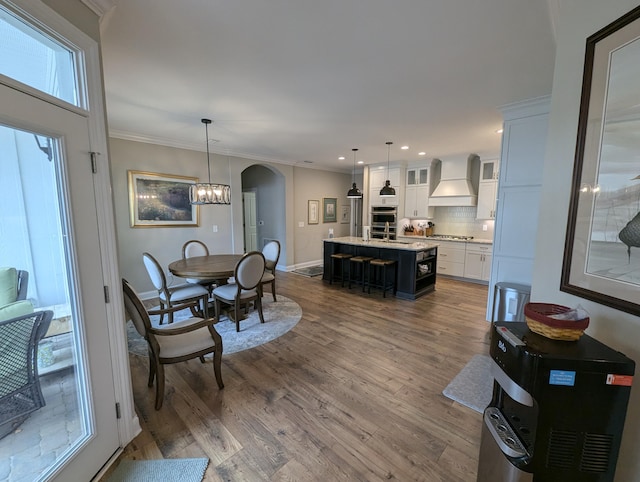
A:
[429,154,480,207]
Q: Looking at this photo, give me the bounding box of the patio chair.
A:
[0,310,53,438]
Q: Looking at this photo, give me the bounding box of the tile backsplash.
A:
[399,206,494,240]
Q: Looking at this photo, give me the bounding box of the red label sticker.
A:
[606,374,633,386]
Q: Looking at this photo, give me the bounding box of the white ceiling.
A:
[99,0,557,172]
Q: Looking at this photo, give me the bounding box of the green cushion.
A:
[0,300,34,322]
[0,267,18,306]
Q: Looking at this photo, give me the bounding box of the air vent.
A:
[546,430,578,469]
[580,433,613,473]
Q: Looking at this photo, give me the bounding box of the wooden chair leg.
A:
[148,349,156,386]
[199,356,206,363]
[213,348,224,389]
[256,295,265,324]
[155,364,165,410]
[234,300,241,332]
[271,280,277,301]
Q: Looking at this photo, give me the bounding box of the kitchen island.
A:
[323,236,438,300]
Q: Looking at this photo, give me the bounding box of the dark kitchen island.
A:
[323,236,438,300]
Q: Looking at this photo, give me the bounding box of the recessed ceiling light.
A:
[357,161,364,164]
[303,160,313,163]
[401,145,409,150]
[496,128,504,134]
[418,152,426,156]
[338,156,345,160]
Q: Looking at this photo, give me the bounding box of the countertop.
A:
[397,234,493,245]
[325,236,438,251]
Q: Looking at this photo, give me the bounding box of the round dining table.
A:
[168,254,244,284]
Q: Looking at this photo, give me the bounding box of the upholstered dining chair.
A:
[260,240,281,301]
[212,251,266,332]
[0,309,53,438]
[181,240,217,295]
[142,252,209,324]
[122,279,223,409]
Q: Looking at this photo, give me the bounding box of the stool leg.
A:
[348,261,353,289]
[341,259,346,287]
[362,262,367,292]
[368,264,372,294]
[382,265,387,298]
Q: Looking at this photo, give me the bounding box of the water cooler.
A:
[477,322,635,482]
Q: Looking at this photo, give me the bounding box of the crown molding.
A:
[108,129,350,173]
[81,0,117,17]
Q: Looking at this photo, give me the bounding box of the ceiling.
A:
[99,0,557,172]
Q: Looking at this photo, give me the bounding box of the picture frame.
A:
[340,205,350,224]
[561,6,640,316]
[308,199,319,225]
[323,197,337,223]
[128,170,199,227]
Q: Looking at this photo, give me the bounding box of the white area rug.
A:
[127,294,302,356]
[107,458,209,482]
[442,354,493,413]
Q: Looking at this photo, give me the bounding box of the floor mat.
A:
[442,354,493,413]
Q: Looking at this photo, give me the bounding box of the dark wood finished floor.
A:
[103,272,492,481]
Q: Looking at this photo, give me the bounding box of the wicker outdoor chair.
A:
[0,310,53,438]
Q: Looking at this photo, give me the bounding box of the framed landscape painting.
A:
[128,170,199,227]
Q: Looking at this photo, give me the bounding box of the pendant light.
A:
[380,141,396,197]
[189,118,231,205]
[347,148,363,198]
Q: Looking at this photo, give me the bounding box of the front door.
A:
[0,79,119,482]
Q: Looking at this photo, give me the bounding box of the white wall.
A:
[533,2,640,479]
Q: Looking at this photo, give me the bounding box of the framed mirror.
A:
[561,5,640,315]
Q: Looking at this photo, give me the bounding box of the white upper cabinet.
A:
[370,167,402,206]
[476,159,499,219]
[406,167,429,186]
[404,164,433,218]
[480,159,499,181]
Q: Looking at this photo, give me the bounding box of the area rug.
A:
[106,458,208,482]
[127,295,302,356]
[292,265,323,277]
[442,354,493,414]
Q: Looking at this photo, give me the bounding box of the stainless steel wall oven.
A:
[370,206,397,240]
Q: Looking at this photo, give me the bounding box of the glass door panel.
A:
[0,83,118,482]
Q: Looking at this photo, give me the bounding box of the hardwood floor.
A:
[104,272,492,481]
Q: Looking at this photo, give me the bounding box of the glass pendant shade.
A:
[347,148,363,198]
[189,118,231,205]
[380,141,396,197]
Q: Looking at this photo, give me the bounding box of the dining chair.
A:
[212,251,266,332]
[122,279,223,410]
[260,240,281,301]
[142,252,209,324]
[181,240,217,295]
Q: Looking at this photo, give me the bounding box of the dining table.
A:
[168,253,245,321]
[168,254,244,285]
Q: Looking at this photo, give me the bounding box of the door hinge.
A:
[90,151,99,173]
[115,402,121,419]
[104,285,110,303]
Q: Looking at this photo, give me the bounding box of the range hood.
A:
[429,154,480,207]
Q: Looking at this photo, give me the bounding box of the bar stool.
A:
[348,256,373,291]
[368,259,397,298]
[330,253,353,287]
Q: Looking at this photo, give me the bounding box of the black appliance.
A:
[370,206,397,240]
[478,322,635,482]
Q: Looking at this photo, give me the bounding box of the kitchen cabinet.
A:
[404,185,434,218]
[480,159,499,181]
[406,167,429,185]
[435,240,466,278]
[370,167,402,206]
[476,181,497,219]
[476,159,499,219]
[464,244,492,281]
